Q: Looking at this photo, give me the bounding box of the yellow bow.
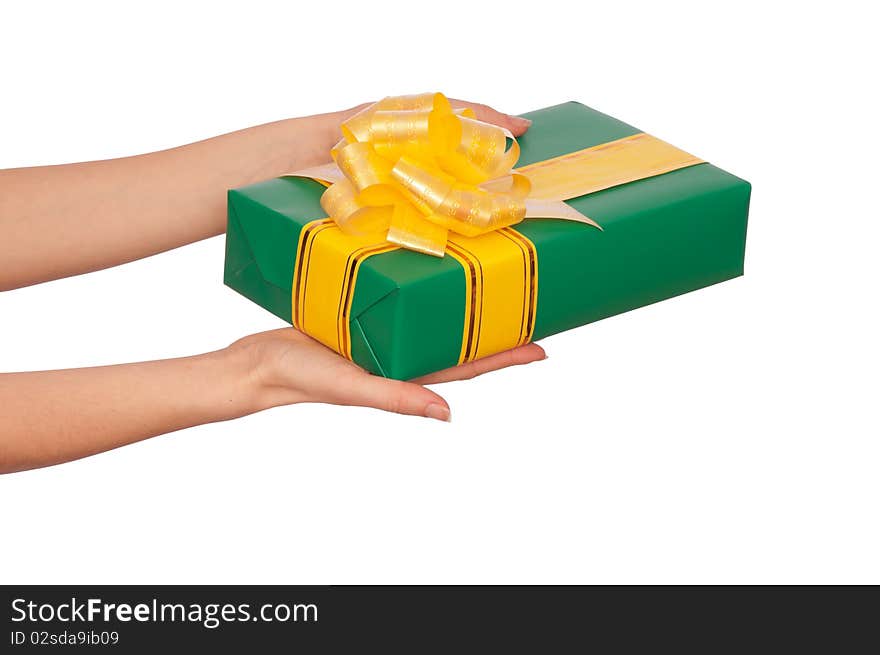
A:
[290,92,600,257]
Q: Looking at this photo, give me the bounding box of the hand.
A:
[228,328,546,422]
[325,97,533,153]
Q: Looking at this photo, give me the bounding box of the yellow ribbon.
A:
[289,92,600,257]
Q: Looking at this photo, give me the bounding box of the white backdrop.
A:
[1,0,877,584]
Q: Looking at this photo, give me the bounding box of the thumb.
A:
[336,372,452,422]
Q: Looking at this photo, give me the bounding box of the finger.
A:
[412,343,547,385]
[333,371,452,422]
[448,99,532,137]
[338,101,373,122]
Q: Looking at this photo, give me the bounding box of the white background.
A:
[1,0,878,584]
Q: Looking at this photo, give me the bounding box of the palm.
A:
[233,328,545,421]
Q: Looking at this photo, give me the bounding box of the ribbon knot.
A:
[302,92,599,257]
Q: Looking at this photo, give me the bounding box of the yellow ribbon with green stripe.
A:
[287,93,703,367]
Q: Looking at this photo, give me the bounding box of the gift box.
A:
[224,100,750,379]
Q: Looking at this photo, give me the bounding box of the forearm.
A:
[0,347,264,474]
[0,112,342,291]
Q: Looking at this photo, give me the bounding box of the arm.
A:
[0,102,531,291]
[0,112,340,290]
[0,99,538,474]
[0,329,544,474]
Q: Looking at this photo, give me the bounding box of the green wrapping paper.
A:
[224,101,750,379]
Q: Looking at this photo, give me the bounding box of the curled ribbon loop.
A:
[292,92,601,257]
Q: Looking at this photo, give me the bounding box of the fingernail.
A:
[425,403,451,422]
[512,116,532,126]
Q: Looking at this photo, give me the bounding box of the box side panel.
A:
[354,249,467,380]
[228,179,324,292]
[224,194,294,323]
[349,316,388,377]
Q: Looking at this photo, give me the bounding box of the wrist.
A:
[197,345,268,421]
[273,113,340,173]
[269,103,371,175]
[215,335,310,417]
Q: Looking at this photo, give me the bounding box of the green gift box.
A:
[224,101,750,379]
